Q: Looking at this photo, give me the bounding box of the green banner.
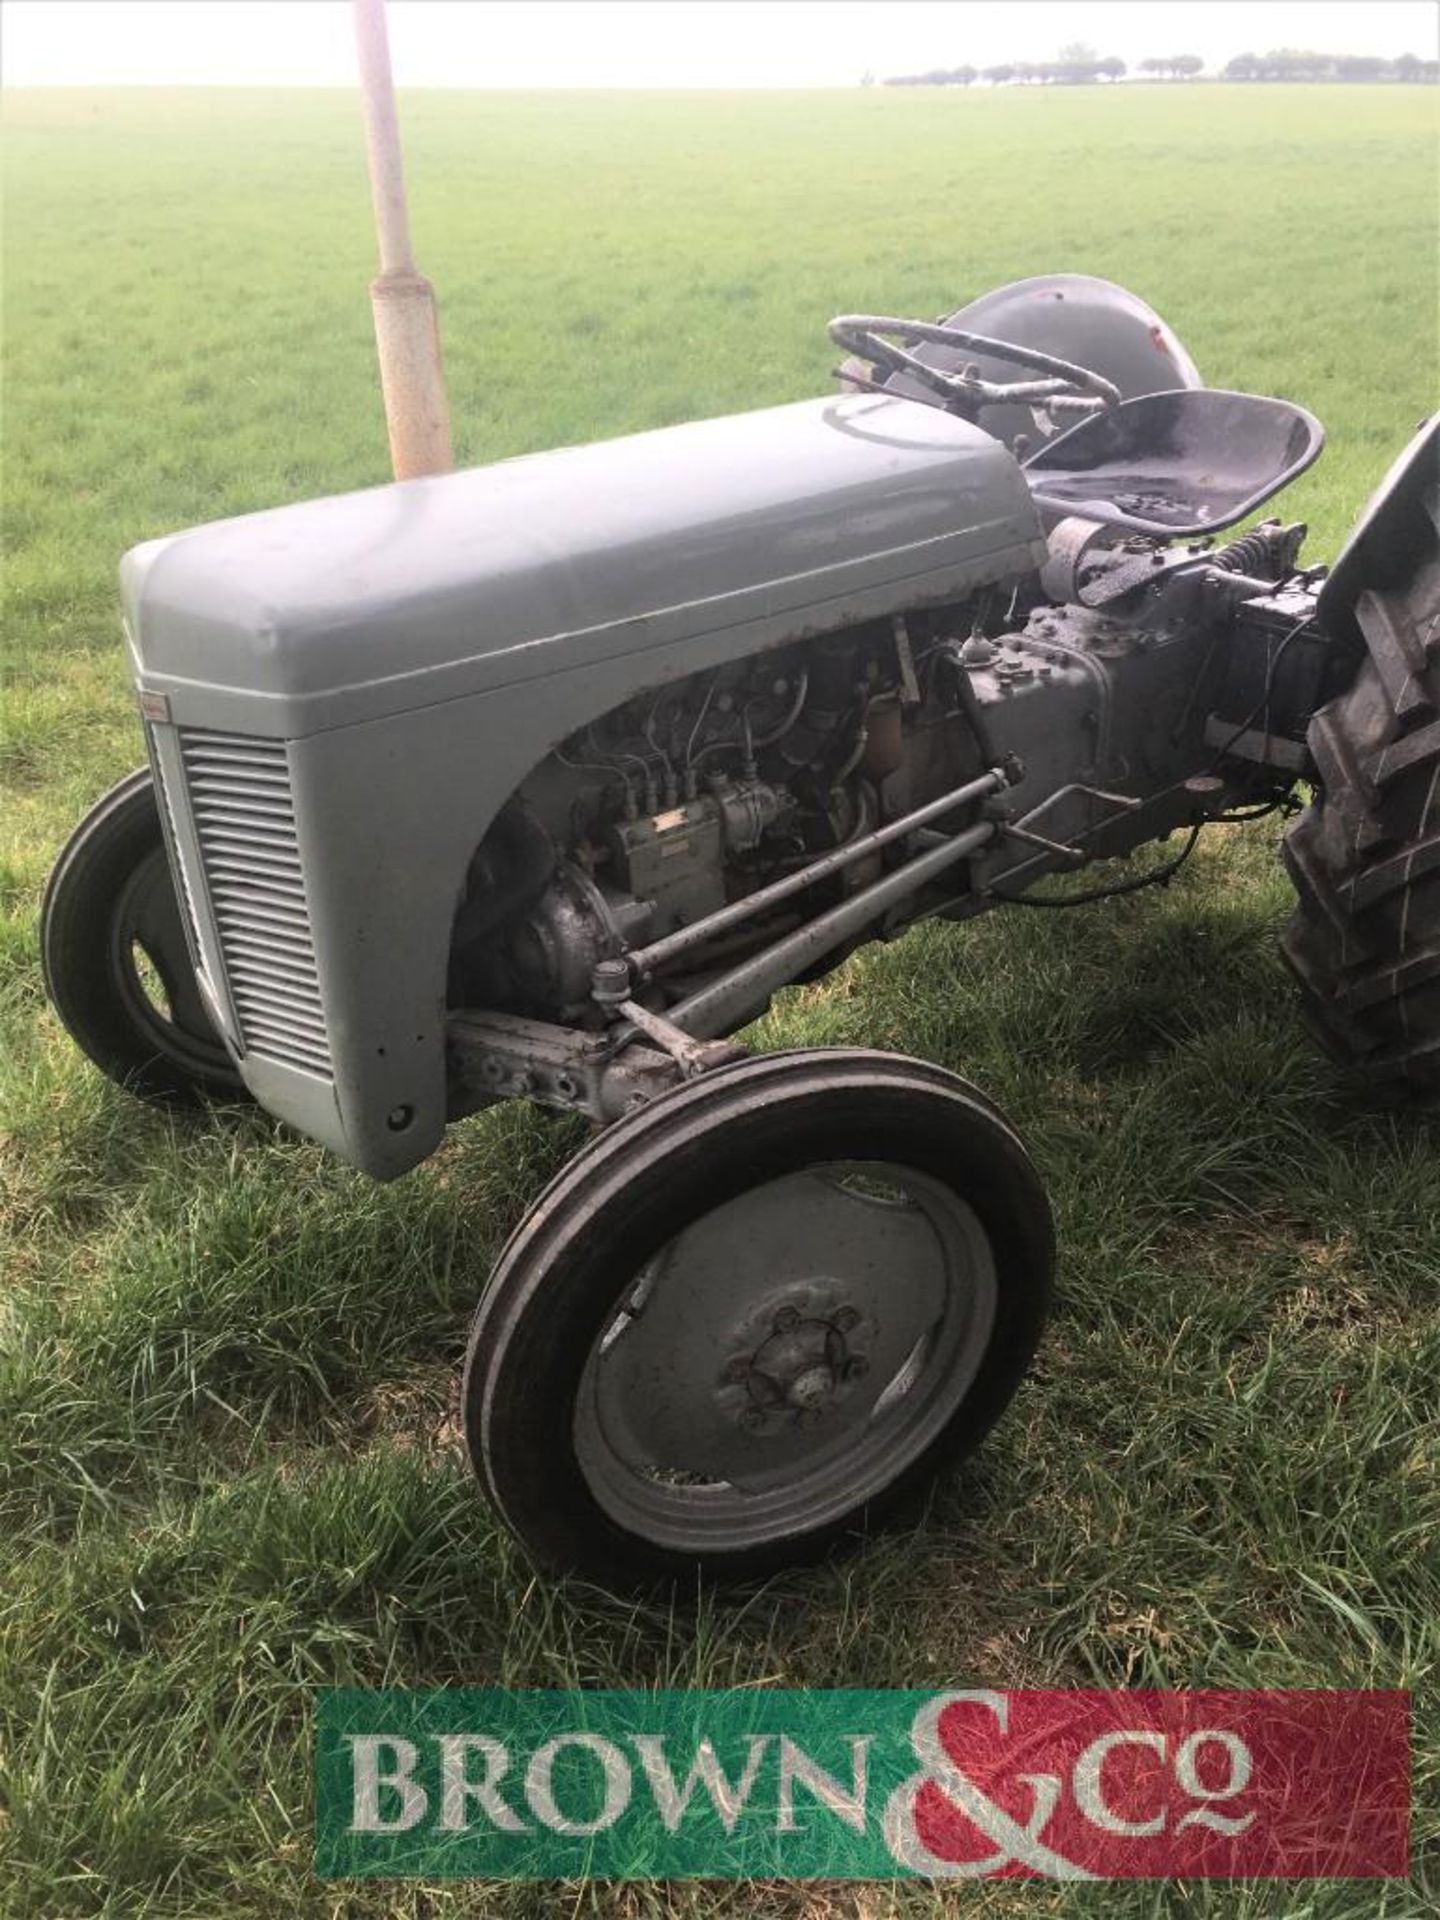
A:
[317,1688,930,1879]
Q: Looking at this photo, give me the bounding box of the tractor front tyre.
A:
[1280,432,1440,1095]
[461,1049,1053,1589]
[41,768,249,1107]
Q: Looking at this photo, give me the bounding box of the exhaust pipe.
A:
[352,0,454,480]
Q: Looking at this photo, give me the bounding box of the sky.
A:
[2,1,1435,90]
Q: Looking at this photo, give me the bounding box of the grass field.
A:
[2,81,1438,1917]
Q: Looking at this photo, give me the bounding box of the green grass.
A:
[2,83,1438,1918]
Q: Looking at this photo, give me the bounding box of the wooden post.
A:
[353,0,454,479]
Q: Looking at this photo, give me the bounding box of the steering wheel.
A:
[828,314,1122,423]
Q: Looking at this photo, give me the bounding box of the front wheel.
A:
[41,768,248,1106]
[462,1049,1053,1588]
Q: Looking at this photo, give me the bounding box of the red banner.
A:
[898,1689,1408,1878]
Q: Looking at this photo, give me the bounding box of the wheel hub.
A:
[579,1152,1004,1513]
[721,1301,870,1432]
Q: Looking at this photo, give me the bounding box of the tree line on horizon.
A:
[874,48,1440,88]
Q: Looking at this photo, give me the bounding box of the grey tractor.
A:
[42,276,1440,1589]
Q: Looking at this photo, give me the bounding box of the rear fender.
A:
[1318,412,1440,652]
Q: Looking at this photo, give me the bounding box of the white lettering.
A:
[525,1733,632,1834]
[348,1735,428,1833]
[1175,1730,1254,1835]
[438,1734,529,1832]
[777,1736,870,1833]
[882,1693,1094,1879]
[1072,1730,1167,1836]
[630,1735,772,1834]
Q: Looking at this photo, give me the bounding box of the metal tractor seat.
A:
[1023,388,1324,538]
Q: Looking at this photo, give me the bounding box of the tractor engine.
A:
[449,516,1334,1028]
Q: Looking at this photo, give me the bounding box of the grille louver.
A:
[179,730,332,1079]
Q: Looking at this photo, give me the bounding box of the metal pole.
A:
[352,0,454,479]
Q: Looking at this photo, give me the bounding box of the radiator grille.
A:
[149,737,205,960]
[179,729,332,1079]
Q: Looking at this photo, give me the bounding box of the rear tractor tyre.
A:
[1280,424,1440,1094]
[461,1048,1053,1589]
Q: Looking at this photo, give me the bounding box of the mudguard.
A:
[1317,412,1440,651]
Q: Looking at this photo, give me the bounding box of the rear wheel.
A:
[462,1049,1053,1587]
[41,769,247,1106]
[1280,421,1440,1093]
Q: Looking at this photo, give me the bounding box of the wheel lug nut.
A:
[773,1306,800,1333]
[794,1407,823,1429]
[843,1356,869,1381]
[833,1307,860,1333]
